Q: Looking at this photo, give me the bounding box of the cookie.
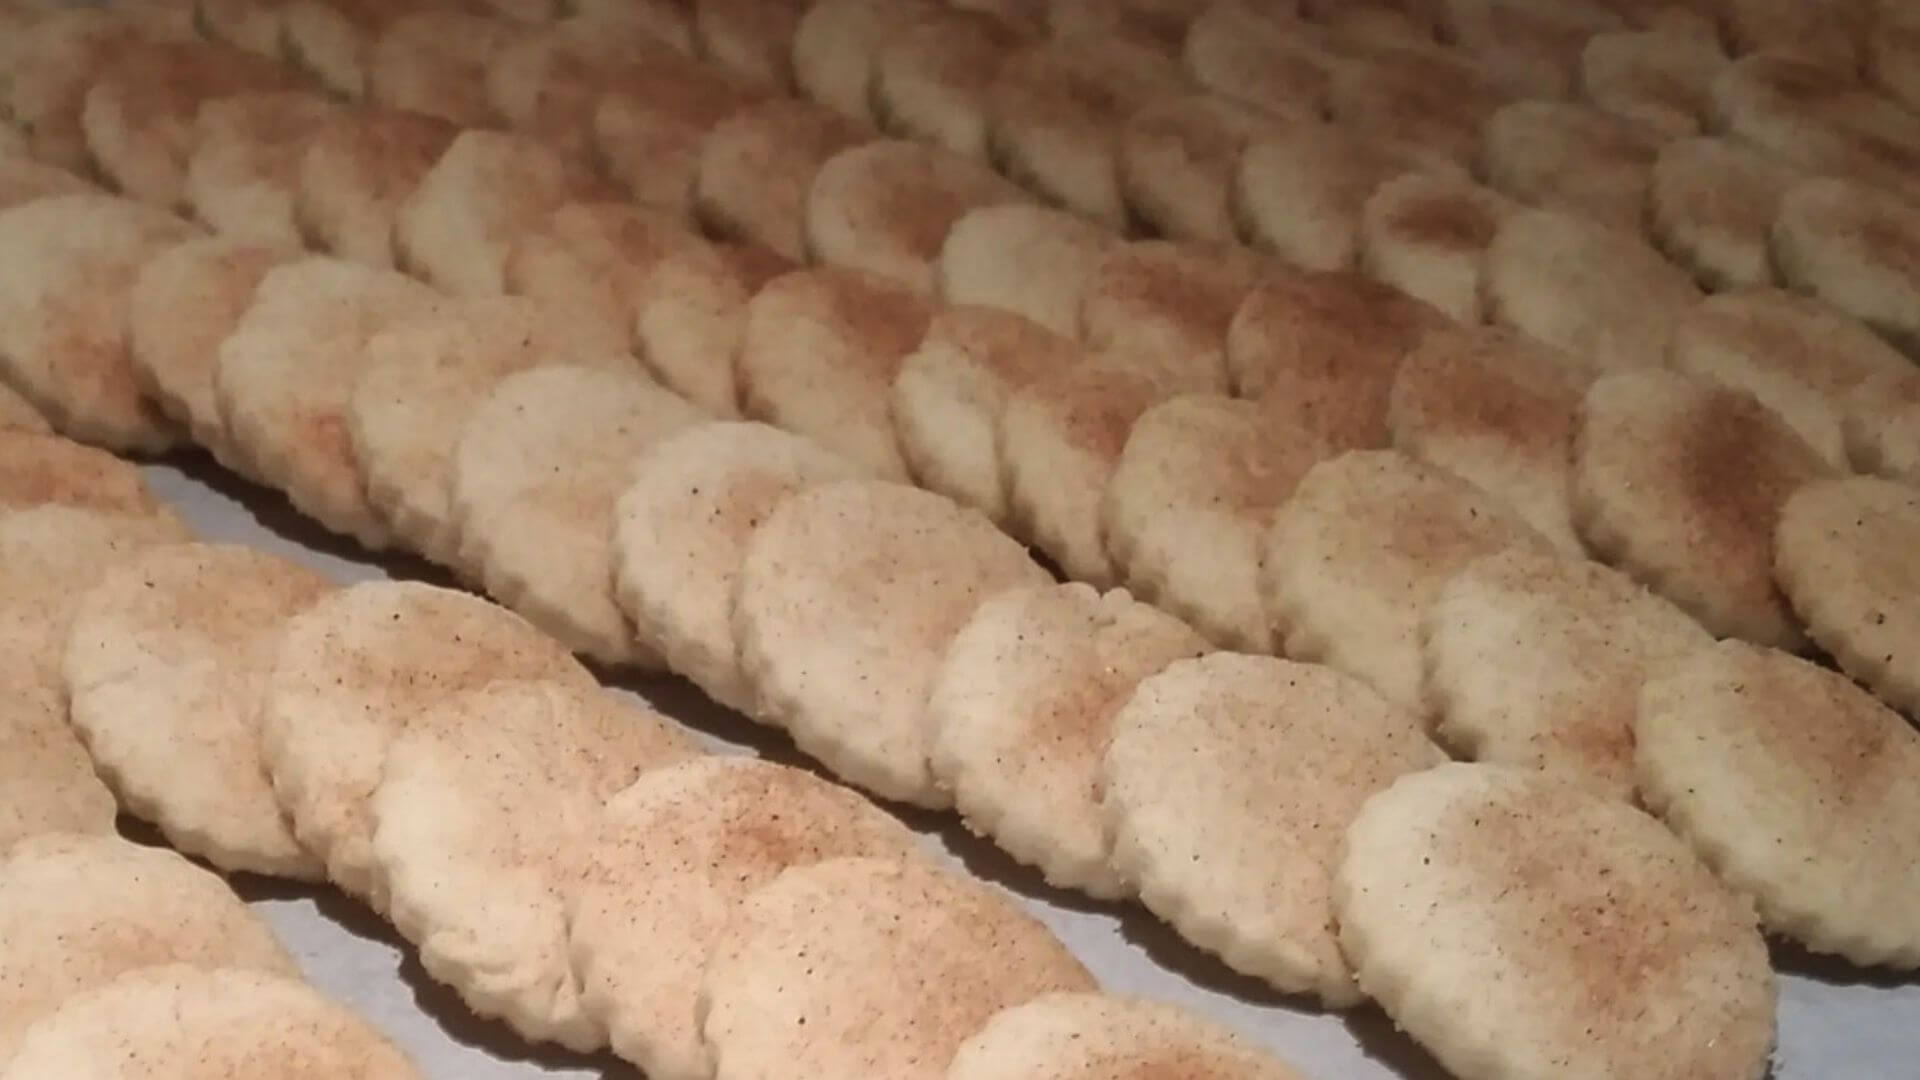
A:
[700,857,1094,1080]
[633,242,793,418]
[484,26,670,159]
[293,106,460,268]
[1225,269,1452,447]
[0,833,295,1061]
[215,256,440,547]
[890,304,1081,523]
[1477,99,1666,234]
[1321,40,1510,165]
[1104,394,1331,651]
[1485,208,1701,374]
[929,583,1205,894]
[1719,0,1863,72]
[279,0,423,100]
[1425,545,1711,799]
[1843,369,1920,486]
[63,542,330,879]
[1262,449,1549,712]
[612,421,859,713]
[1335,762,1776,1080]
[501,199,694,358]
[450,365,705,666]
[1357,171,1516,324]
[1232,122,1459,270]
[1182,2,1332,119]
[350,296,630,566]
[1108,654,1442,1003]
[1078,240,1262,392]
[690,0,807,91]
[183,91,339,250]
[128,236,287,471]
[4,9,151,170]
[193,0,284,57]
[935,203,1116,337]
[983,36,1183,228]
[372,679,697,1049]
[259,580,591,905]
[0,384,50,436]
[1573,368,1832,647]
[869,7,1027,160]
[392,129,610,296]
[791,0,939,125]
[0,965,424,1080]
[737,266,932,480]
[363,9,512,127]
[1388,326,1592,555]
[950,992,1310,1079]
[0,193,191,452]
[569,758,921,1080]
[1578,28,1727,137]
[592,50,760,211]
[1669,288,1914,470]
[804,139,1025,296]
[1771,176,1920,356]
[999,352,1191,586]
[1117,93,1281,245]
[1710,53,1920,196]
[0,430,167,518]
[692,98,868,264]
[0,157,96,213]
[79,40,293,208]
[1638,640,1920,966]
[1774,475,1920,716]
[735,479,1050,804]
[1646,135,1800,290]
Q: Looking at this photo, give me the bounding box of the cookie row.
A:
[0,832,424,1079]
[0,423,1316,1079]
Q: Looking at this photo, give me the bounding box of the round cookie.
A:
[1357,171,1516,324]
[128,235,288,470]
[591,50,762,212]
[259,580,593,906]
[612,421,860,714]
[569,758,922,1080]
[700,856,1094,1080]
[372,679,698,1050]
[183,91,339,251]
[1843,368,1920,486]
[3,10,152,171]
[1573,369,1833,648]
[890,304,1082,523]
[0,834,296,1061]
[1774,475,1920,717]
[804,139,1025,296]
[1577,28,1727,137]
[391,129,610,297]
[1104,394,1332,651]
[215,256,440,548]
[1485,208,1701,374]
[1771,176,1920,356]
[1335,762,1776,1080]
[1078,240,1262,393]
[1647,135,1800,290]
[1232,122,1459,271]
[935,203,1116,338]
[948,992,1310,1080]
[501,200,698,363]
[450,365,705,666]
[0,157,96,214]
[1320,40,1509,166]
[0,193,192,453]
[869,7,1029,160]
[0,384,50,436]
[928,583,1206,895]
[690,0,808,91]
[791,0,939,126]
[0,430,167,518]
[1668,288,1915,470]
[1118,92,1282,245]
[1261,449,1550,713]
[63,542,331,879]
[735,479,1050,805]
[691,98,868,264]
[280,0,424,100]
[1425,545,1711,800]
[633,241,793,418]
[1637,640,1920,967]
[736,266,932,481]
[1388,326,1592,555]
[1225,269,1452,448]
[293,106,460,269]
[1107,653,1442,1004]
[1182,2,1331,119]
[1477,99,1665,235]
[0,965,423,1080]
[350,295,631,567]
[363,9,512,127]
[982,36,1184,229]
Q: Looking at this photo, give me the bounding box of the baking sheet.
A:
[139,453,1920,1080]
